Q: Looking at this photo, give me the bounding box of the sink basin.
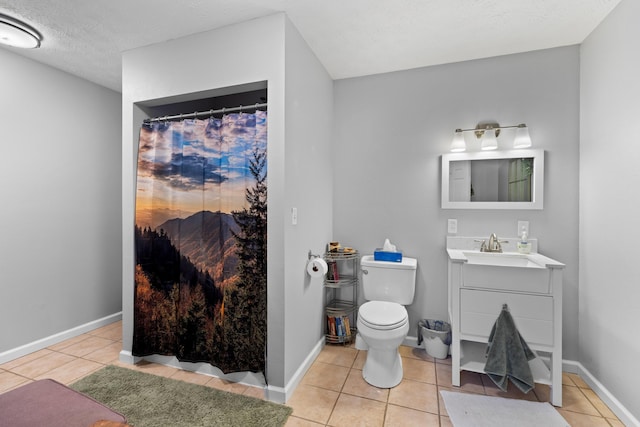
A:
[462,251,545,269]
[459,251,550,293]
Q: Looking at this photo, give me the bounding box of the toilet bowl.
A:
[357,300,410,388]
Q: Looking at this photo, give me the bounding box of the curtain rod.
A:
[144,102,268,124]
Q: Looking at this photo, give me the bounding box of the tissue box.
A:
[374,249,403,262]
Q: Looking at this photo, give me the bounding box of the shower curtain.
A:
[133,110,267,374]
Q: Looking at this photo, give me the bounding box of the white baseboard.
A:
[118,349,139,365]
[562,359,579,374]
[403,335,419,347]
[566,360,639,427]
[265,384,287,404]
[0,312,122,365]
[267,336,325,403]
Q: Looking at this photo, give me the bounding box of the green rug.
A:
[70,365,292,427]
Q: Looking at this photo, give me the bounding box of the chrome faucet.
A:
[480,233,507,253]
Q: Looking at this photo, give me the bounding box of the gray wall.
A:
[333,46,580,360]
[580,0,640,418]
[0,48,122,353]
[283,18,334,384]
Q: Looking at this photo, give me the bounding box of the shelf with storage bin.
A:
[324,273,357,288]
[325,302,356,344]
[324,250,358,344]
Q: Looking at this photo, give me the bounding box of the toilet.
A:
[356,255,417,388]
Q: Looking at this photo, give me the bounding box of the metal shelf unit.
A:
[324,251,358,344]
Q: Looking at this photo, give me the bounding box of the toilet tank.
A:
[361,255,417,305]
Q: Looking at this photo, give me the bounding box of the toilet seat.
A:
[359,301,408,330]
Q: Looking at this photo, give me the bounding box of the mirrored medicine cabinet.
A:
[441,149,544,210]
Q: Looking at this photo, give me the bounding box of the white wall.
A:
[580,0,640,419]
[121,14,333,396]
[333,46,581,360]
[0,48,122,353]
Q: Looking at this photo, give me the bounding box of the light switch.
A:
[291,207,298,225]
[448,219,458,234]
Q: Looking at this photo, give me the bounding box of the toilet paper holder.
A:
[308,250,322,272]
[307,250,328,277]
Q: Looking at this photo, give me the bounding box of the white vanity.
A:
[446,236,565,406]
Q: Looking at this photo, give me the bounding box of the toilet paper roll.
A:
[307,258,328,278]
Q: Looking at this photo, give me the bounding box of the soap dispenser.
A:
[517,226,531,254]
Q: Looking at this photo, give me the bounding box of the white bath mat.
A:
[440,390,569,427]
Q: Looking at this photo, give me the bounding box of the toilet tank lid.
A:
[361,255,417,270]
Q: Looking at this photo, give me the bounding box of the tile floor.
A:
[0,321,625,426]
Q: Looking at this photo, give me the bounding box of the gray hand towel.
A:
[484,305,536,393]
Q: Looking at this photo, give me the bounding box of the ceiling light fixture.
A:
[449,122,532,152]
[0,14,42,48]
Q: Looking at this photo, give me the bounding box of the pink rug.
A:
[0,378,127,427]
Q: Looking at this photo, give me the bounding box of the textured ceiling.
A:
[0,0,621,92]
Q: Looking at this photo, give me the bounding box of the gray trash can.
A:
[417,319,451,359]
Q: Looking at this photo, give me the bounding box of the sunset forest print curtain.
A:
[133,111,267,373]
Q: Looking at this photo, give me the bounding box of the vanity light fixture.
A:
[0,14,42,49]
[450,122,532,152]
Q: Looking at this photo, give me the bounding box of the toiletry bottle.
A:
[517,226,531,254]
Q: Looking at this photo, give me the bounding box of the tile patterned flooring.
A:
[0,321,625,426]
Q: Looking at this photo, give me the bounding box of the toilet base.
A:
[354,333,368,350]
[362,347,403,389]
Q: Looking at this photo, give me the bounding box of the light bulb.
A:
[513,124,532,148]
[480,128,498,150]
[450,129,466,152]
